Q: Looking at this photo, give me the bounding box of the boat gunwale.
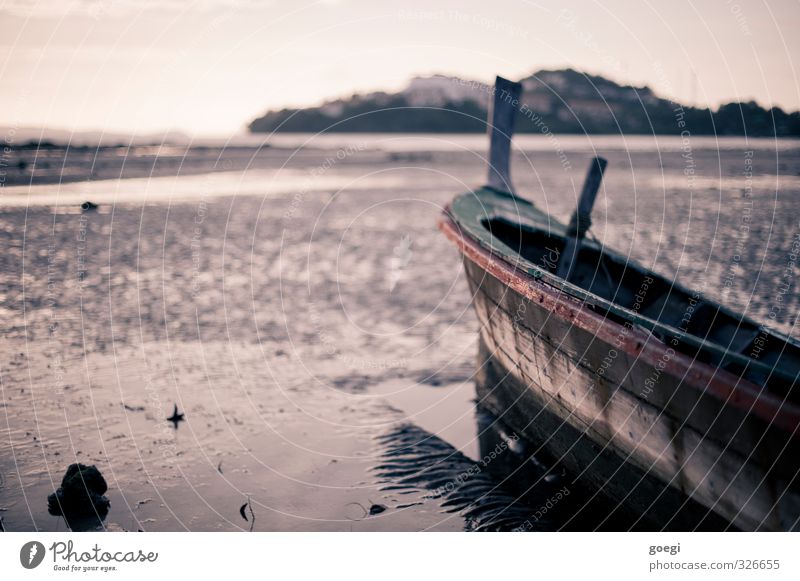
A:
[438,204,800,435]
[448,187,800,386]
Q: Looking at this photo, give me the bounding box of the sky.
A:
[1,0,799,135]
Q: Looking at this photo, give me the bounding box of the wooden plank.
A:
[486,76,522,194]
[557,156,607,281]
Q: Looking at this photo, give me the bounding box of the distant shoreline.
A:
[3,134,799,192]
[4,132,800,151]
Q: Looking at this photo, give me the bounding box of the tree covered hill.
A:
[248,69,800,137]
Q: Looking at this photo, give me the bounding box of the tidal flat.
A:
[1,135,798,531]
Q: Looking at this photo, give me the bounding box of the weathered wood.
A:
[440,204,800,530]
[486,76,522,194]
[448,187,800,395]
[475,336,735,531]
[557,156,607,281]
[442,197,800,430]
[464,255,800,531]
[464,258,800,472]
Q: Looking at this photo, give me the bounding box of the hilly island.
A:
[249,69,800,137]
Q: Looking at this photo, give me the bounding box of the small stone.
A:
[369,503,387,516]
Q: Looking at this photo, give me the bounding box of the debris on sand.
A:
[47,463,110,518]
[369,503,387,515]
[239,496,255,532]
[345,500,389,520]
[80,201,98,212]
[167,404,185,428]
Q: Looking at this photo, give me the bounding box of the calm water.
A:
[1,135,798,531]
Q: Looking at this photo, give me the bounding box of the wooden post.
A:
[486,76,522,195]
[557,156,608,281]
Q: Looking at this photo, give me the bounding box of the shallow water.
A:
[1,136,798,531]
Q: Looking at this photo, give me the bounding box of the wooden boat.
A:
[439,76,800,531]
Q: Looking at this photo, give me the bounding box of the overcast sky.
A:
[2,0,799,135]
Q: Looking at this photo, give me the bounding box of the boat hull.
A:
[474,336,732,530]
[441,212,800,531]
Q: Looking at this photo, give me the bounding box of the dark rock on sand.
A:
[81,201,98,211]
[47,463,110,518]
[368,503,387,515]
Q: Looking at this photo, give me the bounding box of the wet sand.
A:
[1,136,798,531]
